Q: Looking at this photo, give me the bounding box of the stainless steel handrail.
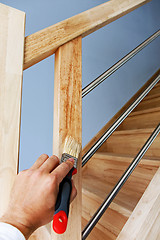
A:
[82,73,160,167]
[82,123,160,240]
[82,29,160,98]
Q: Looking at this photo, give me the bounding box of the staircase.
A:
[1,2,159,240]
[82,81,160,239]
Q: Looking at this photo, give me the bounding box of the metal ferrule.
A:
[61,153,78,169]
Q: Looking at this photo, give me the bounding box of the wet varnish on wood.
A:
[53,37,82,240]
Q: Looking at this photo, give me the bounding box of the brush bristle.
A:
[63,136,81,159]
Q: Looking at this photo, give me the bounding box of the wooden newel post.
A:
[52,36,82,239]
[0,4,25,216]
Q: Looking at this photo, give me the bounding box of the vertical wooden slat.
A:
[117,167,160,240]
[0,3,25,216]
[53,36,82,239]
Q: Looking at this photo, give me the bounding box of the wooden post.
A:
[53,37,82,239]
[0,3,25,216]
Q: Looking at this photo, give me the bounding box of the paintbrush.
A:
[52,136,81,234]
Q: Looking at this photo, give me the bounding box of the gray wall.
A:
[1,0,160,170]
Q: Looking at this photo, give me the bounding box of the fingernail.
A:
[67,158,74,164]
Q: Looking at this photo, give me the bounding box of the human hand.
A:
[0,154,77,239]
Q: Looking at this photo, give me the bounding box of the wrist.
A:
[0,212,34,239]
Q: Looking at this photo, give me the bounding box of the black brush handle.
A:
[52,167,75,234]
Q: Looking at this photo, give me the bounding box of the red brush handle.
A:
[53,210,68,234]
[53,168,77,234]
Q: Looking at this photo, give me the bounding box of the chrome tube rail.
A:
[82,29,160,98]
[82,73,160,167]
[82,123,160,240]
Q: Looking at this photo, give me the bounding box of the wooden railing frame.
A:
[23,0,151,70]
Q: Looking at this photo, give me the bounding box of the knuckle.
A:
[50,155,60,164]
[50,174,59,187]
[36,168,43,176]
[47,175,59,192]
[41,153,49,159]
[18,169,33,178]
[32,169,43,179]
[53,155,59,161]
[52,173,58,183]
[26,169,34,177]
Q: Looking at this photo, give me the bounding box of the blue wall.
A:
[1,0,160,170]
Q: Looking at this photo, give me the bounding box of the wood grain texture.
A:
[82,69,160,157]
[52,37,82,239]
[23,0,151,69]
[83,152,160,213]
[82,190,126,240]
[82,152,160,239]
[117,167,160,240]
[117,107,160,130]
[0,3,25,216]
[98,128,160,157]
[82,217,111,240]
[30,226,51,240]
[133,95,160,112]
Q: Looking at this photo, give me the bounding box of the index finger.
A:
[51,158,75,184]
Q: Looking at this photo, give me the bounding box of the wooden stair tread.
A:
[142,92,160,101]
[117,107,160,131]
[90,152,160,162]
[97,127,160,157]
[144,92,160,101]
[83,153,159,219]
[133,96,160,112]
[82,216,116,240]
[113,128,155,135]
[129,106,160,117]
[82,188,128,239]
[82,186,132,217]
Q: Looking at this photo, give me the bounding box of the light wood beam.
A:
[0,4,51,240]
[52,37,82,239]
[117,167,160,240]
[24,0,151,69]
[0,3,25,215]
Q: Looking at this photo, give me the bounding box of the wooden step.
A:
[133,96,160,112]
[144,90,160,101]
[82,217,110,240]
[141,81,160,100]
[117,107,160,130]
[82,190,127,240]
[142,92,160,102]
[82,153,160,239]
[131,80,160,112]
[97,128,160,158]
[83,153,160,208]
